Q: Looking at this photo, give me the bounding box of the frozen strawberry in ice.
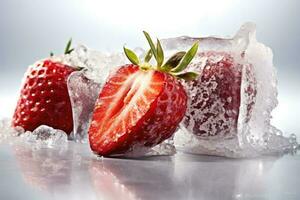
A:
[183,51,256,138]
[88,32,198,156]
[12,39,80,134]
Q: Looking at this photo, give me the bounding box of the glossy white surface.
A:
[1,142,300,200]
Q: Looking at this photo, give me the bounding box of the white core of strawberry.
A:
[98,70,157,141]
[96,70,139,132]
[109,71,154,133]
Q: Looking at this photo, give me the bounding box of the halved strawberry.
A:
[88,32,199,156]
[12,39,78,134]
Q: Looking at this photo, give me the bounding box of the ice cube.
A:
[21,125,68,148]
[161,23,299,157]
[67,71,101,142]
[51,45,128,142]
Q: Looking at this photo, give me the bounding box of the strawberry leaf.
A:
[64,38,74,54]
[162,51,185,71]
[143,31,158,62]
[124,47,140,65]
[175,72,198,81]
[156,39,164,67]
[171,42,199,73]
[144,49,153,62]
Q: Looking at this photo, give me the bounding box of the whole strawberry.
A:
[12,39,78,134]
[88,32,198,156]
[183,51,256,138]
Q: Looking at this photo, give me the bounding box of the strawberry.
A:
[182,51,256,138]
[12,39,78,134]
[88,32,199,156]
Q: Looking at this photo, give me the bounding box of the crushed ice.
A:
[21,125,68,148]
[51,44,127,83]
[0,119,68,149]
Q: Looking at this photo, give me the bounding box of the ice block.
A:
[161,23,298,157]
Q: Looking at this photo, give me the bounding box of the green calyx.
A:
[123,31,199,81]
[64,38,74,54]
[50,38,74,57]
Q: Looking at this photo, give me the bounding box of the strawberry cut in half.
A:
[12,39,79,134]
[88,32,199,156]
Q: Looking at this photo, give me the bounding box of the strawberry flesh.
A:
[89,64,187,156]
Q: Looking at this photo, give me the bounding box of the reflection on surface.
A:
[89,160,137,200]
[11,143,97,199]
[89,157,182,200]
[174,154,278,200]
[13,145,73,192]
[2,142,300,200]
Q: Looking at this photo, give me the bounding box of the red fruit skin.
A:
[89,64,187,156]
[183,52,256,138]
[12,60,75,134]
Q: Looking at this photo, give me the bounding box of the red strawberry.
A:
[12,39,78,134]
[183,51,256,138]
[88,32,199,156]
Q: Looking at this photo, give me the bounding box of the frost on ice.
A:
[0,119,68,148]
[21,125,68,148]
[161,23,299,157]
[67,71,101,143]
